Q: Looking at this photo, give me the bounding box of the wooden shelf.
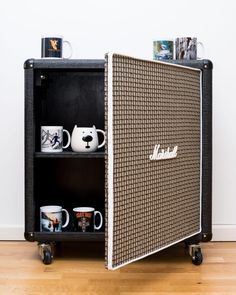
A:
[34,151,105,159]
[33,231,105,242]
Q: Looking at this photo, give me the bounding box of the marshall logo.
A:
[150,144,178,161]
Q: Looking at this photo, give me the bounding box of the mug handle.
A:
[63,40,73,59]
[197,42,205,60]
[97,129,106,149]
[62,209,70,228]
[94,211,103,230]
[63,129,71,149]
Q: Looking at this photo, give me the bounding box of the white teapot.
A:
[71,125,105,152]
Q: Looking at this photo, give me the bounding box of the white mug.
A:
[41,126,71,153]
[40,205,70,232]
[153,39,174,60]
[175,37,204,60]
[71,125,105,152]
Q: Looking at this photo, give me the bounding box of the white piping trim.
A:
[107,52,114,270]
[153,59,201,72]
[199,70,203,233]
[107,53,202,270]
[107,52,201,72]
[110,229,202,270]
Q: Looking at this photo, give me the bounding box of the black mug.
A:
[41,35,72,58]
[73,207,103,232]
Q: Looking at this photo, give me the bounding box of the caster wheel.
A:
[42,250,53,265]
[192,249,203,265]
[38,243,54,265]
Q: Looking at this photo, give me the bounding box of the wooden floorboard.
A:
[0,241,236,294]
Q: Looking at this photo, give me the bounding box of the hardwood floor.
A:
[0,241,236,294]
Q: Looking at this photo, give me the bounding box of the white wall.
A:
[0,0,235,240]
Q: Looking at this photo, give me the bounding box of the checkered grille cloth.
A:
[105,54,201,269]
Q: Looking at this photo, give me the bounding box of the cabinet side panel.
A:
[24,68,35,239]
[201,66,212,241]
[167,59,213,243]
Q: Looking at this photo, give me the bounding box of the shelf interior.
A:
[34,68,104,153]
[34,157,105,232]
[30,67,105,235]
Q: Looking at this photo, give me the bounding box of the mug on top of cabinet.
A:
[41,35,73,58]
[175,37,204,60]
[153,39,174,60]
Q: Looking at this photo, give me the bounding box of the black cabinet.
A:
[24,59,105,243]
[25,55,212,268]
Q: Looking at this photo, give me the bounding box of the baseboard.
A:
[0,224,235,241]
[212,224,236,241]
[0,225,24,240]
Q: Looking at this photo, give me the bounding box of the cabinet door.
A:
[105,53,202,270]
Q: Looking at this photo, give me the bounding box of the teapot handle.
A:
[97,129,106,149]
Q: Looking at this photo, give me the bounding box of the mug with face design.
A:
[41,126,71,152]
[71,125,105,152]
[41,35,73,58]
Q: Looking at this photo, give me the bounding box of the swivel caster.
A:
[188,244,203,265]
[38,243,54,265]
[42,249,53,264]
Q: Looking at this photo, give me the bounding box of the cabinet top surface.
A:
[24,58,212,71]
[24,58,105,70]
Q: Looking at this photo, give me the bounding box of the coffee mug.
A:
[175,37,204,60]
[41,35,73,58]
[73,207,103,232]
[153,40,174,60]
[40,205,70,232]
[41,126,71,152]
[71,125,106,152]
